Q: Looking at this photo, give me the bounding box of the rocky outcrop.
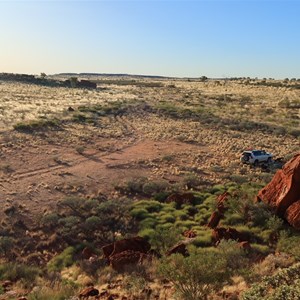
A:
[102,237,151,271]
[166,243,188,256]
[238,241,252,251]
[207,191,230,228]
[78,286,99,299]
[207,210,223,229]
[183,229,197,238]
[102,236,151,260]
[212,227,251,245]
[257,154,300,228]
[285,200,300,229]
[109,250,147,272]
[82,247,95,260]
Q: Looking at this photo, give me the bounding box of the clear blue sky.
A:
[0,0,299,78]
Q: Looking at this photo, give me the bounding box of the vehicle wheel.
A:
[254,160,259,166]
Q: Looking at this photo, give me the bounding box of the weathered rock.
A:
[82,247,94,260]
[238,241,252,251]
[212,227,250,245]
[285,200,300,229]
[109,250,143,272]
[183,229,197,238]
[102,243,114,261]
[78,286,99,299]
[257,154,300,217]
[207,210,223,229]
[102,236,150,261]
[217,191,230,214]
[166,243,188,256]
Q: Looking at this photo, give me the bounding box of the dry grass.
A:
[0,76,299,217]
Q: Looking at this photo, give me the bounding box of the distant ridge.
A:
[56,73,173,79]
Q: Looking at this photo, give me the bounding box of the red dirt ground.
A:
[0,129,205,220]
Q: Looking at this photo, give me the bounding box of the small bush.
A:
[149,227,182,254]
[277,231,300,259]
[0,236,14,256]
[192,234,212,247]
[138,228,156,240]
[85,216,102,230]
[132,200,163,213]
[159,213,176,223]
[0,263,40,287]
[173,210,189,221]
[183,173,201,189]
[243,262,300,300]
[40,213,60,229]
[47,247,76,272]
[222,213,245,226]
[28,282,76,300]
[142,180,168,196]
[130,208,150,220]
[139,217,157,229]
[14,119,60,132]
[158,247,230,300]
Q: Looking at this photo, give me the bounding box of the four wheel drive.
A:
[240,150,273,165]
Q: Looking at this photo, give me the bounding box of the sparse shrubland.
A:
[1,76,300,299]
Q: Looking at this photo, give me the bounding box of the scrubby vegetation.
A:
[1,179,298,299]
[1,75,300,299]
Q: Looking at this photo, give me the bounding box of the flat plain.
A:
[0,77,299,219]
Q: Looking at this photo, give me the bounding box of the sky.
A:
[0,0,299,79]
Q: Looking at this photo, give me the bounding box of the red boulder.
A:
[109,250,144,272]
[78,286,99,299]
[207,210,223,229]
[216,191,230,214]
[166,243,188,256]
[82,247,95,260]
[102,236,150,261]
[212,227,250,245]
[285,200,300,230]
[257,154,300,217]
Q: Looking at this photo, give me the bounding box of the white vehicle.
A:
[240,150,273,165]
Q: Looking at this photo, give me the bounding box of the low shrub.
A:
[192,234,212,247]
[138,228,156,241]
[47,247,76,272]
[0,236,14,256]
[277,231,300,259]
[28,281,76,300]
[243,262,300,300]
[130,208,150,220]
[139,217,157,229]
[148,227,182,254]
[159,213,176,223]
[158,246,230,300]
[0,263,40,287]
[14,119,60,132]
[131,200,163,213]
[222,213,245,226]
